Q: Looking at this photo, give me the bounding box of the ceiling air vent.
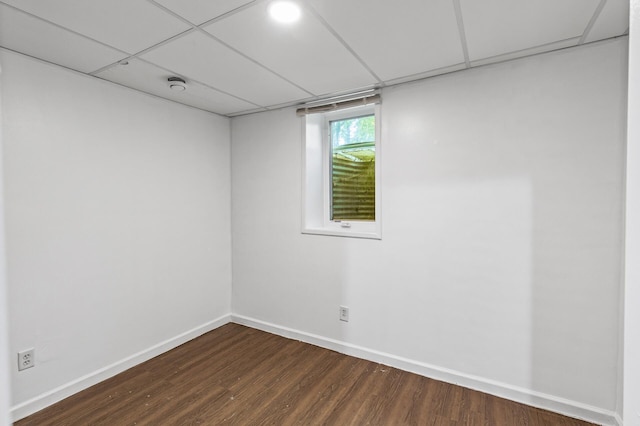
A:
[167,77,187,91]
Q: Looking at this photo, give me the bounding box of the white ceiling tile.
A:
[0,0,190,54]
[140,31,310,107]
[306,0,465,82]
[460,0,601,61]
[152,0,256,25]
[584,0,629,43]
[0,4,125,73]
[204,2,377,96]
[95,59,259,115]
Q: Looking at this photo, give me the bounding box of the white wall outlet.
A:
[18,349,35,371]
[339,306,349,322]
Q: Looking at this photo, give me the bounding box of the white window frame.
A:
[302,103,381,239]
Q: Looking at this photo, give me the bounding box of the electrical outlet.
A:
[339,306,349,322]
[18,349,35,371]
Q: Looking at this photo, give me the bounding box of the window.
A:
[301,100,381,239]
[330,113,376,221]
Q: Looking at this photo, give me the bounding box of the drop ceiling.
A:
[0,0,629,117]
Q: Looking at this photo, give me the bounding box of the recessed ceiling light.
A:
[269,1,301,23]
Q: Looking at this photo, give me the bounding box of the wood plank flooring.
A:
[15,323,596,425]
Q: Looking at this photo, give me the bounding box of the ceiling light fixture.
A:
[269,1,301,23]
[168,77,187,91]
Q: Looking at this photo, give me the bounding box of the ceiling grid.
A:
[0,0,629,116]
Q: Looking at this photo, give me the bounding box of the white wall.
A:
[625,2,640,425]
[1,50,232,419]
[231,39,627,424]
[0,58,12,426]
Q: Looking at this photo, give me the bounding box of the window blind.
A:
[296,94,381,116]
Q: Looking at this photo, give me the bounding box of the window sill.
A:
[302,227,381,240]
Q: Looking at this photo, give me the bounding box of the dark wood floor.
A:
[16,323,595,425]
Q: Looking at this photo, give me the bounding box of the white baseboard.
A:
[11,314,232,422]
[613,412,624,426]
[232,314,619,426]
